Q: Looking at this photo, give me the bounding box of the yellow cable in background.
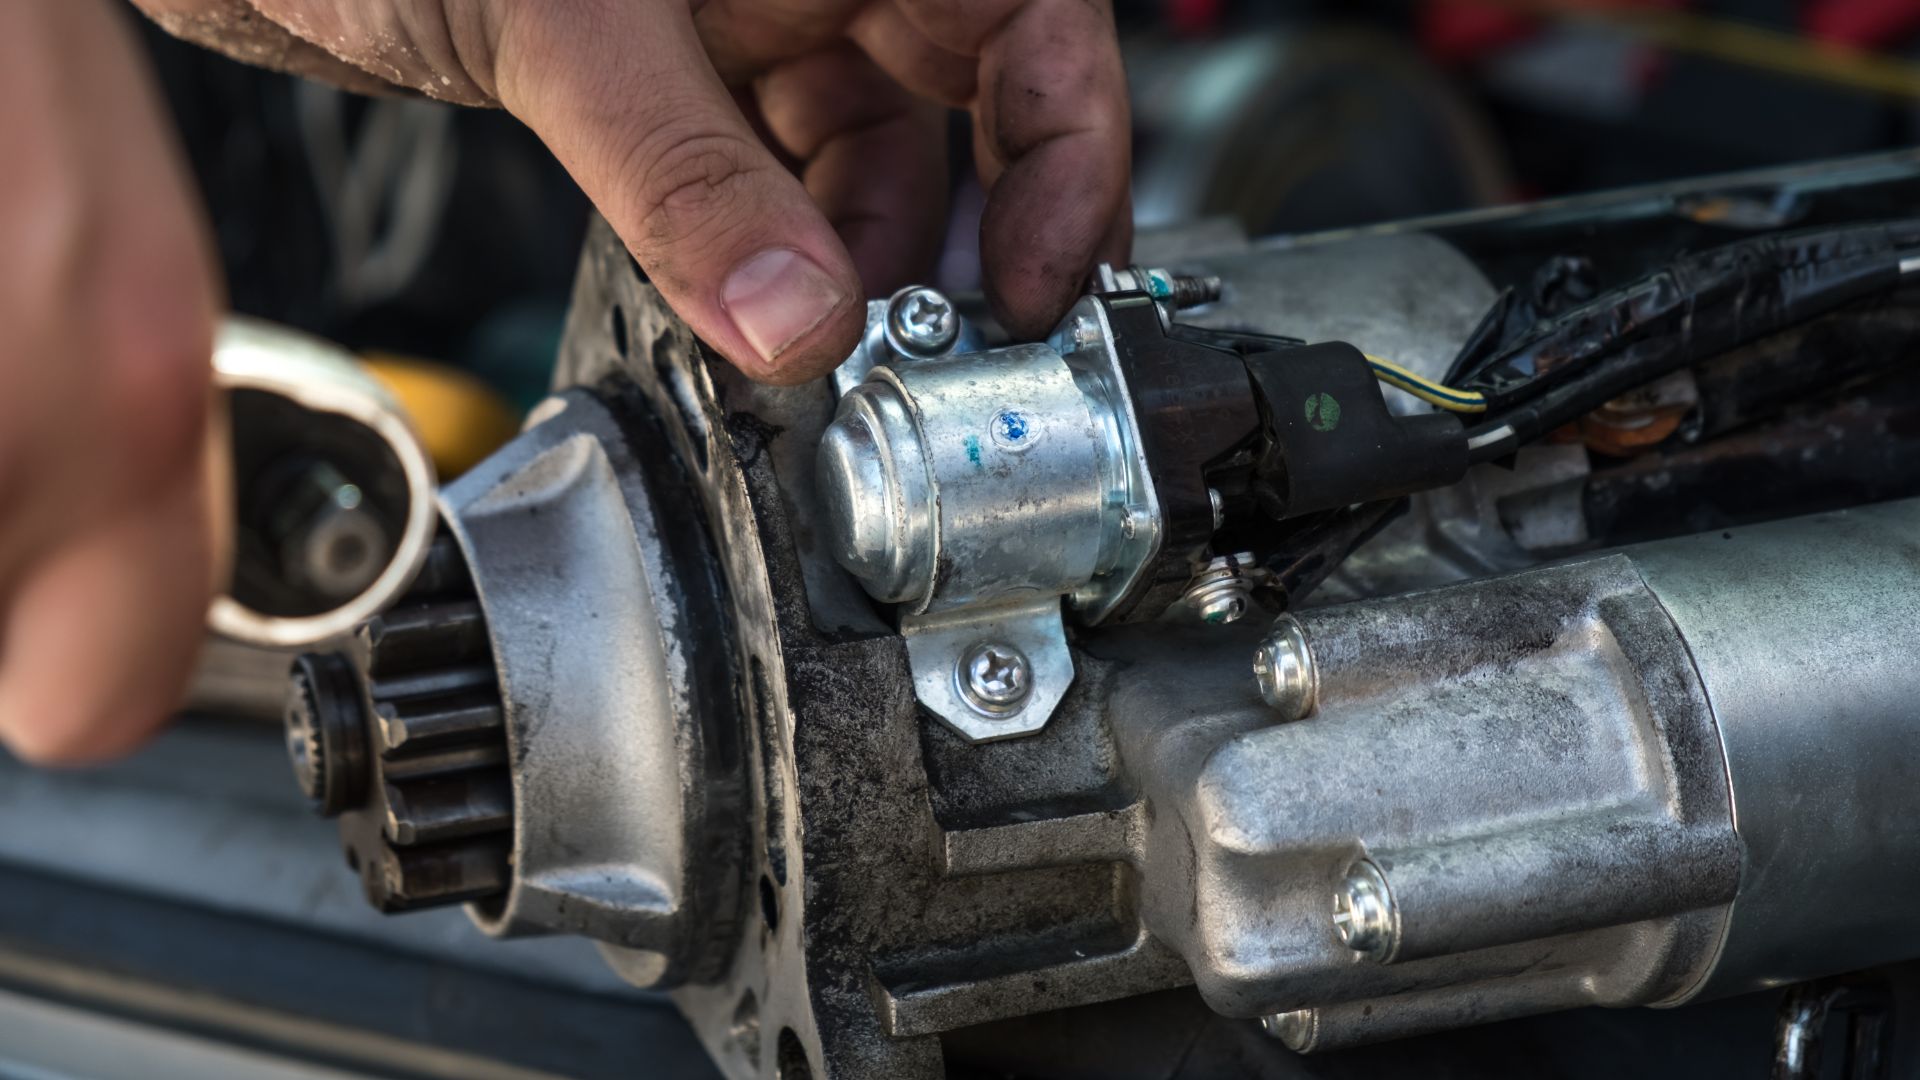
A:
[1459,0,1920,101]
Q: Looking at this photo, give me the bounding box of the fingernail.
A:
[721,249,845,371]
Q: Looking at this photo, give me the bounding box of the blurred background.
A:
[135,0,1920,432]
[7,1,1920,1076]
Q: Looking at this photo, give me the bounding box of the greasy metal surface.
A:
[527,210,1920,1077]
[1314,444,1593,605]
[1630,501,1920,1000]
[555,221,1211,1080]
[441,389,743,984]
[557,225,926,1079]
[1105,551,1741,1038]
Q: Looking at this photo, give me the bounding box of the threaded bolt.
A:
[1184,552,1256,625]
[1166,273,1223,309]
[1333,859,1398,962]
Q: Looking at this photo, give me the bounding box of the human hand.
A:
[0,1,223,763]
[137,0,1133,383]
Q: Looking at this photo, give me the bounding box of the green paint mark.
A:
[964,434,983,467]
[1305,392,1341,432]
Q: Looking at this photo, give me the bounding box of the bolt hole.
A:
[652,346,710,472]
[776,1028,812,1080]
[750,656,789,887]
[729,991,761,1068]
[759,873,779,932]
[611,305,629,359]
[327,534,369,575]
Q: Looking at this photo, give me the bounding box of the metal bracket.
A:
[901,596,1075,743]
[1048,295,1163,625]
[830,289,985,400]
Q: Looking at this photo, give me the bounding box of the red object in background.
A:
[1803,0,1920,48]
[1166,0,1224,36]
[1420,0,1920,57]
[1419,0,1702,65]
[1420,0,1539,63]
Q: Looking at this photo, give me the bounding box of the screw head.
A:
[1198,592,1247,624]
[1332,859,1397,961]
[1070,315,1104,352]
[1261,1009,1317,1051]
[1184,553,1256,626]
[957,641,1032,716]
[1253,616,1318,720]
[887,286,957,355]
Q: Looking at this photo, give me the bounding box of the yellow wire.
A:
[1465,0,1920,102]
[1364,354,1489,414]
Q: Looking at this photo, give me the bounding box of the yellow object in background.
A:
[360,354,523,480]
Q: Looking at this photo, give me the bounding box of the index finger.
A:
[884,0,1131,338]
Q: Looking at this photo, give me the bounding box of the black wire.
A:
[1461,220,1920,463]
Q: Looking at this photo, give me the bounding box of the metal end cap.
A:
[817,385,934,604]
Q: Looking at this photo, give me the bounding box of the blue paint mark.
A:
[964,434,982,467]
[995,410,1029,444]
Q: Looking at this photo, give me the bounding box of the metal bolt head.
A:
[1198,591,1248,625]
[887,286,957,355]
[1253,616,1318,720]
[1069,315,1104,352]
[1185,552,1255,626]
[1261,1009,1317,1051]
[958,641,1032,716]
[1332,859,1398,961]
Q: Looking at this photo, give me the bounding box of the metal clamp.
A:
[901,596,1075,744]
[820,286,1166,743]
[830,286,984,399]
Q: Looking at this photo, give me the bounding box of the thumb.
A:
[491,2,863,384]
